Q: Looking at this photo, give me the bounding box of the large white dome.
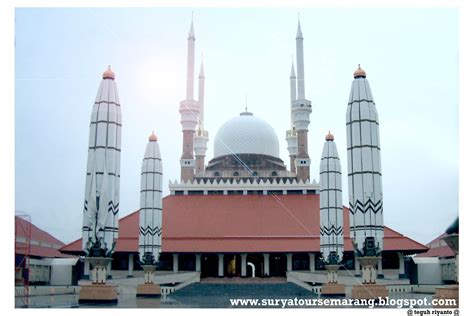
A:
[213,112,280,158]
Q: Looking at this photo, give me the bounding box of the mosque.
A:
[60,19,428,282]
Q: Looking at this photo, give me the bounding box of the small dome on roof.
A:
[325,131,334,141]
[353,64,366,79]
[102,65,115,80]
[149,131,157,142]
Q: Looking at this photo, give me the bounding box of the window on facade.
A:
[233,171,239,177]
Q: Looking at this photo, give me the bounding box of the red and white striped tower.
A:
[292,18,312,181]
[179,20,200,182]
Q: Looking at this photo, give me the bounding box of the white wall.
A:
[413,257,442,285]
[50,265,73,286]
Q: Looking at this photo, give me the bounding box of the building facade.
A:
[60,19,428,282]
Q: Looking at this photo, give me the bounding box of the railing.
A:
[387,285,414,293]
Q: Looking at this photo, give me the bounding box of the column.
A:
[398,252,405,278]
[286,253,293,271]
[218,254,224,277]
[83,258,90,279]
[309,253,315,272]
[377,257,383,278]
[196,254,201,272]
[127,253,134,278]
[241,254,247,277]
[263,253,270,277]
[355,258,361,276]
[173,254,179,273]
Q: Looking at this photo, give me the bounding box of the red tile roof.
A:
[16,216,64,246]
[416,232,455,258]
[16,243,72,258]
[60,194,428,254]
[15,216,72,258]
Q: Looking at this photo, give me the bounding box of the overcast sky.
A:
[15,8,458,245]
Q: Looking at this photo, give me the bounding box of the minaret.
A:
[347,66,385,288]
[286,61,297,173]
[179,20,200,182]
[82,66,121,258]
[194,59,209,175]
[319,132,345,296]
[292,18,312,181]
[137,132,163,297]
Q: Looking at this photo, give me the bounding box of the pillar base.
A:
[321,283,346,297]
[136,283,161,298]
[78,283,118,305]
[351,284,388,300]
[433,285,459,308]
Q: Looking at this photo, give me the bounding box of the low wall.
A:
[16,271,200,297]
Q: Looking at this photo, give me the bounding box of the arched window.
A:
[271,171,278,176]
[252,171,258,177]
[214,171,220,177]
[233,171,239,177]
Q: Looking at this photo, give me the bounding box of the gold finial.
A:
[149,131,158,142]
[326,131,334,141]
[102,65,115,80]
[353,64,366,78]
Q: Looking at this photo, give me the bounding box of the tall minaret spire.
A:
[296,16,305,100]
[291,17,312,181]
[198,58,205,127]
[194,57,209,175]
[186,19,196,101]
[286,60,298,174]
[179,18,200,182]
[290,60,297,104]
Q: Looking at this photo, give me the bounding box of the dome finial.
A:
[149,131,157,142]
[326,131,334,141]
[102,65,115,80]
[354,64,366,78]
[240,94,252,116]
[245,93,248,112]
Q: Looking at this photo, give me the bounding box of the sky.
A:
[15,8,458,245]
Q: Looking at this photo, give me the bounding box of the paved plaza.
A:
[15,281,438,308]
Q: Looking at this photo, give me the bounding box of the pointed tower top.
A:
[296,15,303,39]
[354,64,367,78]
[102,65,115,80]
[188,16,195,40]
[149,131,158,142]
[199,58,204,78]
[290,60,296,78]
[325,131,334,141]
